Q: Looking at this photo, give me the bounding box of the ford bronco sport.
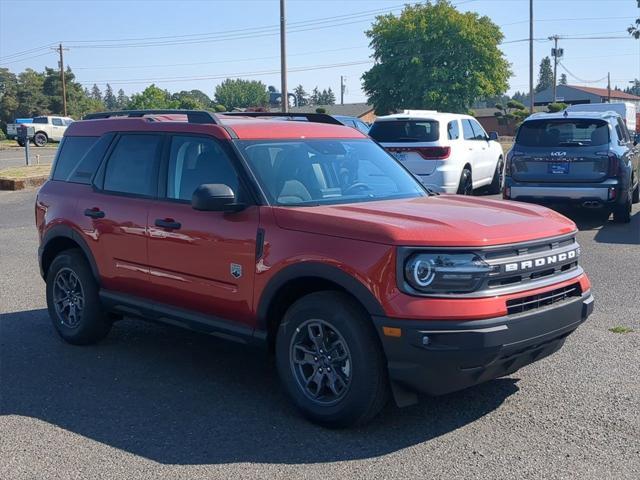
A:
[36,110,594,427]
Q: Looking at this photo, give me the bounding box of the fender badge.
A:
[230,263,242,279]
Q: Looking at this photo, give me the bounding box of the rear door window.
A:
[52,118,63,126]
[369,120,439,143]
[516,119,609,147]
[52,136,100,183]
[462,119,476,140]
[103,134,163,196]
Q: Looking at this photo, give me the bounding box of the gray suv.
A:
[504,110,639,223]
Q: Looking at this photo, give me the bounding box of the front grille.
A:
[507,283,581,315]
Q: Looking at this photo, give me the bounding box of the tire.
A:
[17,138,25,147]
[612,187,632,223]
[275,291,389,428]
[34,132,48,147]
[456,167,473,195]
[487,157,504,195]
[46,249,112,345]
[632,173,639,204]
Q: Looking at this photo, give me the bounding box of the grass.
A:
[0,164,52,179]
[609,326,634,334]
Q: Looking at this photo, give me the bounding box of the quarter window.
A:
[447,120,460,140]
[103,134,163,196]
[167,136,239,201]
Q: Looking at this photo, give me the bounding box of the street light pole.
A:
[280,0,288,113]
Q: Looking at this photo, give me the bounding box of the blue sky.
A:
[1,0,638,102]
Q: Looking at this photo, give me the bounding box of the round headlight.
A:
[412,258,435,287]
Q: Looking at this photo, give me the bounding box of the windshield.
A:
[516,119,609,147]
[369,120,439,143]
[236,139,427,206]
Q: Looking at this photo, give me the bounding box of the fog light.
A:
[422,335,430,346]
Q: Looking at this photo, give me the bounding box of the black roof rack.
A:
[83,109,219,124]
[222,111,343,126]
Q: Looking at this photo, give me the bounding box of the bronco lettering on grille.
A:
[504,249,578,273]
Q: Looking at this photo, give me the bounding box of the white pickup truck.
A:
[7,116,74,147]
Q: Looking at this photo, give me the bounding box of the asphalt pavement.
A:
[0,146,57,170]
[0,188,638,480]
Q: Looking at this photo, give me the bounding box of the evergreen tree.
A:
[293,84,308,106]
[116,89,129,109]
[535,56,554,93]
[559,73,568,85]
[90,84,102,101]
[309,87,320,105]
[103,84,117,110]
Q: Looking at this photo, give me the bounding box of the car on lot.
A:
[7,115,73,147]
[504,110,640,223]
[332,115,370,135]
[368,110,504,195]
[36,109,593,427]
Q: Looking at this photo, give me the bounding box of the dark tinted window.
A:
[447,120,460,140]
[167,136,239,201]
[52,136,99,183]
[32,117,48,124]
[369,120,439,143]
[470,119,488,140]
[462,119,476,140]
[516,119,609,147]
[103,134,163,196]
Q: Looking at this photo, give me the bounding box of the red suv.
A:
[36,110,594,427]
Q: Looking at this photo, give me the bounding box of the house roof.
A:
[269,102,374,118]
[566,85,640,101]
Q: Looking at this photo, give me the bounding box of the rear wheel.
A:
[17,138,25,147]
[487,157,504,195]
[275,291,389,428]
[613,186,632,223]
[46,249,112,345]
[457,167,473,195]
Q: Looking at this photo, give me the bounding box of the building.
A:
[534,84,640,108]
[269,102,376,123]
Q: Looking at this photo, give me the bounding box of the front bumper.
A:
[373,292,594,396]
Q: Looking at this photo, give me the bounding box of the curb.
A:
[0,175,48,190]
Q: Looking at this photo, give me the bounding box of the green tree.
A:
[494,100,528,126]
[171,89,212,109]
[90,84,102,102]
[213,104,226,112]
[214,78,268,110]
[309,87,320,105]
[536,56,554,93]
[317,87,336,105]
[628,17,640,39]
[128,84,178,110]
[293,84,308,106]
[625,79,640,96]
[103,84,117,110]
[16,68,50,117]
[116,89,129,109]
[559,73,568,85]
[362,1,510,114]
[0,68,19,132]
[547,102,568,113]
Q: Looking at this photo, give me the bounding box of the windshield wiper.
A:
[558,141,586,146]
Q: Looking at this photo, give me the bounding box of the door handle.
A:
[155,218,181,230]
[84,208,105,219]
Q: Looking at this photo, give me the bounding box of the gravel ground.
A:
[0,188,638,480]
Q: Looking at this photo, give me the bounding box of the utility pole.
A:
[55,44,68,116]
[529,0,535,113]
[340,76,345,105]
[549,35,563,102]
[279,0,288,113]
[607,72,611,103]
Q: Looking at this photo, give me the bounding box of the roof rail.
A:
[222,111,343,125]
[83,109,219,124]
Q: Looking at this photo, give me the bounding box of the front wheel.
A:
[33,132,48,147]
[46,249,112,345]
[276,291,389,428]
[632,173,639,204]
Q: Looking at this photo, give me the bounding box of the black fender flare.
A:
[40,225,100,282]
[256,262,386,331]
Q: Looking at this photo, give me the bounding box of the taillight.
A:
[607,153,619,177]
[386,146,451,159]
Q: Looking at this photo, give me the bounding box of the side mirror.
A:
[488,131,499,141]
[191,184,244,212]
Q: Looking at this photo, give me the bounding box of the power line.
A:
[558,62,608,84]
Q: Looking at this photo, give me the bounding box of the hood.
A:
[273,195,576,247]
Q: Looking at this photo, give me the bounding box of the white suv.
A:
[369,110,504,194]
